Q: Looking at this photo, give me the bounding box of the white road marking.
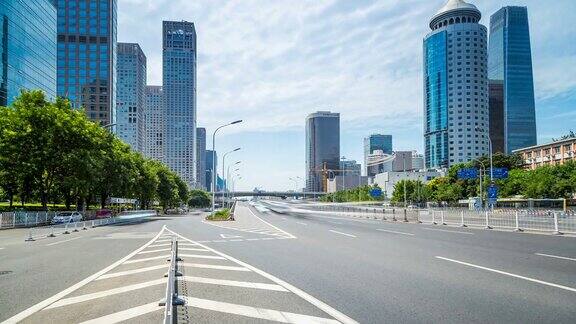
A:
[181,276,288,291]
[296,222,308,226]
[124,254,170,264]
[179,253,226,260]
[45,278,166,309]
[179,242,200,246]
[137,248,171,254]
[246,205,297,238]
[147,242,171,248]
[78,302,162,324]
[179,247,210,252]
[423,228,473,235]
[329,230,356,238]
[246,238,261,241]
[96,264,168,280]
[220,234,242,239]
[261,237,275,240]
[181,263,251,272]
[3,228,166,323]
[211,240,226,243]
[229,239,243,242]
[0,247,4,250]
[45,237,81,246]
[154,239,173,243]
[376,228,414,236]
[182,296,341,324]
[536,253,576,262]
[166,227,358,324]
[436,256,576,293]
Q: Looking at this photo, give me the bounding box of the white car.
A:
[51,212,83,224]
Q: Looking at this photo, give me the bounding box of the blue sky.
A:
[118,0,576,191]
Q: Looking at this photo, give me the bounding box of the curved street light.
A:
[211,120,243,214]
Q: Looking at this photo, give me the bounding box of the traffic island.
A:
[205,208,233,221]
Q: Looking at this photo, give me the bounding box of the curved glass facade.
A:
[488,7,537,154]
[305,112,340,192]
[0,0,57,106]
[424,31,449,169]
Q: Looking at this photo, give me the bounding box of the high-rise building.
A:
[196,127,206,190]
[340,159,361,177]
[206,150,217,192]
[0,0,57,106]
[305,111,340,192]
[162,20,197,189]
[424,0,489,169]
[488,6,537,154]
[144,86,163,161]
[116,43,146,152]
[56,0,117,126]
[363,134,392,175]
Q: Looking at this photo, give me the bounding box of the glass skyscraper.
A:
[144,85,164,162]
[163,21,197,189]
[488,6,537,154]
[305,111,340,192]
[196,127,206,190]
[56,0,117,126]
[206,150,217,192]
[116,42,146,152]
[424,0,489,169]
[0,0,57,106]
[363,134,392,175]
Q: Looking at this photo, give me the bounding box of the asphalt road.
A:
[0,201,575,323]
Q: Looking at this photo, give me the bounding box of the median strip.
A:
[180,276,288,291]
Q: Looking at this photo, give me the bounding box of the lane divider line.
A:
[376,229,414,236]
[180,276,288,292]
[45,237,82,246]
[436,256,576,293]
[246,205,297,239]
[2,227,166,324]
[180,263,251,272]
[329,230,357,238]
[181,296,341,324]
[45,279,167,310]
[422,228,473,235]
[78,301,162,324]
[96,264,169,280]
[165,227,358,324]
[535,253,576,262]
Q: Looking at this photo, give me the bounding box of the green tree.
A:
[188,189,211,208]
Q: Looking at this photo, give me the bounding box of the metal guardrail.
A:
[301,204,576,235]
[160,237,184,324]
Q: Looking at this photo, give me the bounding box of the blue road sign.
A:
[491,168,509,179]
[370,188,383,198]
[487,184,498,205]
[457,168,479,180]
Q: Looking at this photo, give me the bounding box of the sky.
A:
[118,0,576,191]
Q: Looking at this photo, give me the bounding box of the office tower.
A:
[424,0,489,169]
[143,86,163,161]
[116,43,146,152]
[488,6,537,154]
[363,134,392,175]
[340,159,361,176]
[0,0,57,106]
[162,20,197,189]
[305,111,340,192]
[56,0,117,126]
[196,127,206,190]
[206,150,217,192]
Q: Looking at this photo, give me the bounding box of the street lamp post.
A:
[211,120,242,214]
[222,148,241,197]
[227,165,240,207]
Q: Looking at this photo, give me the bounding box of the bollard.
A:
[460,210,467,227]
[47,225,56,237]
[382,208,387,221]
[485,211,492,229]
[417,211,422,224]
[552,212,562,235]
[441,211,446,225]
[403,209,408,222]
[514,211,522,232]
[392,209,397,222]
[73,221,79,232]
[91,220,96,228]
[25,228,35,242]
[63,223,70,234]
[35,212,39,226]
[432,211,437,225]
[82,221,88,230]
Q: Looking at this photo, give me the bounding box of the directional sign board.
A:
[491,167,509,179]
[457,168,479,180]
[487,184,498,205]
[370,188,383,198]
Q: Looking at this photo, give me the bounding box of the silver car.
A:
[51,211,83,224]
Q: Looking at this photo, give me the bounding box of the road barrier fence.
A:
[159,237,184,324]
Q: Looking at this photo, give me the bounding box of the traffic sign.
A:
[491,168,509,179]
[457,168,479,180]
[487,184,498,205]
[369,188,383,198]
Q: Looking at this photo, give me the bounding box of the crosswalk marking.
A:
[45,278,166,309]
[180,276,288,291]
[96,264,168,280]
[182,296,341,324]
[179,247,210,252]
[78,302,162,324]
[147,242,171,248]
[180,263,251,272]
[124,255,170,264]
[137,248,171,254]
[179,253,226,260]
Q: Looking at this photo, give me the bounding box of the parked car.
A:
[95,209,113,219]
[51,211,83,224]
